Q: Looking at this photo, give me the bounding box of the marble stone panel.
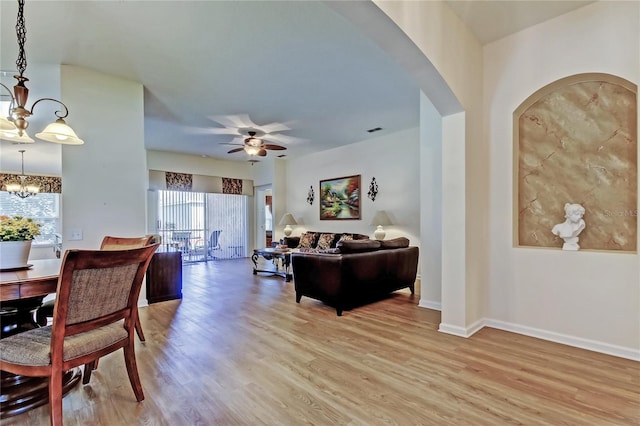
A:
[516,74,637,251]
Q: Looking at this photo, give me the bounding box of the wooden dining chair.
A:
[0,244,159,426]
[100,235,154,341]
[37,235,154,342]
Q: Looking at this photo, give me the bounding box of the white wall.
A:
[285,127,420,248]
[419,93,443,308]
[147,150,254,179]
[374,0,487,335]
[60,66,149,300]
[61,66,147,248]
[485,1,639,358]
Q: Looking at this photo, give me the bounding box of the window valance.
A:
[0,173,62,194]
[148,170,253,195]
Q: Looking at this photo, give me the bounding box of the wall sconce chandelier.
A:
[6,149,39,198]
[0,0,84,145]
[307,186,314,205]
[367,177,378,201]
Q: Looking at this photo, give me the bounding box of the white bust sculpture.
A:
[551,203,586,251]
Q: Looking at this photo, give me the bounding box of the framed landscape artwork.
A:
[319,175,361,220]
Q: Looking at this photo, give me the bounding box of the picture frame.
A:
[319,174,361,220]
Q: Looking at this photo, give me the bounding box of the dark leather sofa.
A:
[291,237,419,316]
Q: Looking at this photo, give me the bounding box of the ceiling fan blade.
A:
[184,126,239,135]
[258,149,267,157]
[260,122,291,134]
[262,133,305,144]
[208,114,256,130]
[263,144,287,151]
[219,137,245,146]
[227,147,245,154]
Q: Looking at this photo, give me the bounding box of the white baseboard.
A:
[418,299,441,311]
[484,319,640,362]
[437,318,639,361]
[438,318,484,338]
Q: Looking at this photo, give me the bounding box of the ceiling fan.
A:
[225,131,287,157]
[186,114,305,152]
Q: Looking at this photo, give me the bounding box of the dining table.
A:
[0,258,82,419]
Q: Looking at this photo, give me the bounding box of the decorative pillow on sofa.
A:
[316,233,336,250]
[297,232,317,249]
[336,234,353,245]
[336,239,381,253]
[379,237,410,249]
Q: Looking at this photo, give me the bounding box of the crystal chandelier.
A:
[6,150,39,198]
[0,0,84,145]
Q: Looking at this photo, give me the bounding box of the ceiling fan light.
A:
[244,145,261,156]
[35,118,84,145]
[247,137,261,147]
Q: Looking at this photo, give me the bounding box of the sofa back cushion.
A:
[379,237,410,249]
[336,239,381,253]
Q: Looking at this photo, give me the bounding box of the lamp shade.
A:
[370,210,392,226]
[279,213,297,226]
[0,116,18,132]
[0,129,34,143]
[279,213,297,237]
[35,118,84,145]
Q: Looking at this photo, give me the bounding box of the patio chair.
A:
[208,230,222,258]
[171,231,193,259]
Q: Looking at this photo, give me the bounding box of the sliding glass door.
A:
[157,190,249,263]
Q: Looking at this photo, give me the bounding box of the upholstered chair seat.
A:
[0,322,127,366]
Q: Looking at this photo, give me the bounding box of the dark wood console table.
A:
[146,248,182,304]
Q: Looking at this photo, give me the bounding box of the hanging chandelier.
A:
[0,0,84,145]
[6,149,39,198]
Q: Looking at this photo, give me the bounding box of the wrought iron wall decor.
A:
[306,185,314,205]
[367,177,378,202]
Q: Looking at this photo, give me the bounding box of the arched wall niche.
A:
[514,73,637,252]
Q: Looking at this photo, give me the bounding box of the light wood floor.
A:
[2,258,638,425]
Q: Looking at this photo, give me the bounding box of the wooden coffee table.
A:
[251,248,292,282]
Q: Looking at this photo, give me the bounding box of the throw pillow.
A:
[316,233,336,250]
[297,232,316,249]
[336,234,353,244]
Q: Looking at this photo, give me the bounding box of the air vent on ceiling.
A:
[277,154,287,158]
[367,127,383,133]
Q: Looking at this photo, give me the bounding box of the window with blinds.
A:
[0,192,61,246]
[157,190,249,262]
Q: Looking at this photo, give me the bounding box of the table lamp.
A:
[370,210,392,240]
[279,213,298,237]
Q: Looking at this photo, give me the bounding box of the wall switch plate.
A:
[69,229,83,241]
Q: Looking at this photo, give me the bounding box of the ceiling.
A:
[444,1,595,44]
[1,1,594,172]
